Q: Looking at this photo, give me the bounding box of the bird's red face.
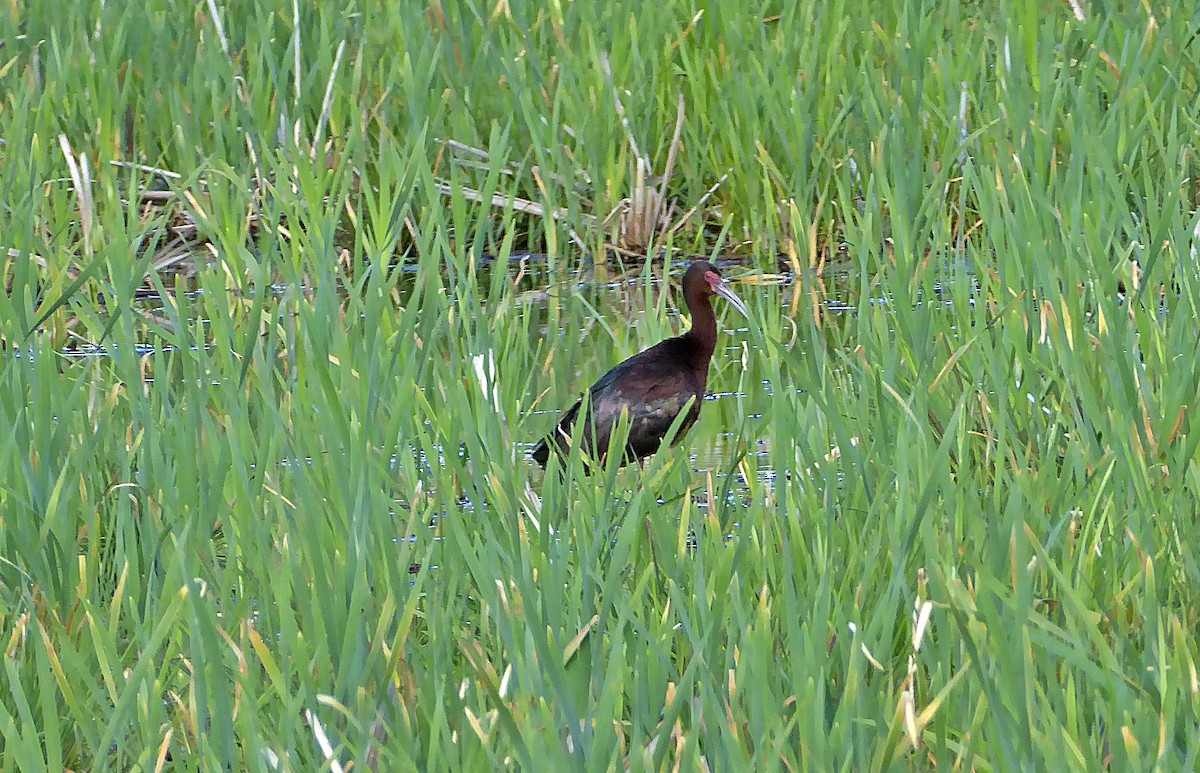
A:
[702,269,750,318]
[703,271,723,294]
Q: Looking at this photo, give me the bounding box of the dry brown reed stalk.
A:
[432,57,738,261]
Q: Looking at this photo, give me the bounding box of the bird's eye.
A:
[704,271,722,290]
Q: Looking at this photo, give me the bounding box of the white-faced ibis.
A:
[532,261,750,472]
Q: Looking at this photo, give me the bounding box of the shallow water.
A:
[34,253,1001,579]
[52,256,989,462]
[39,254,858,498]
[490,256,855,516]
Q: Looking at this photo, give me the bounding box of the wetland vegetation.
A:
[3,0,1200,769]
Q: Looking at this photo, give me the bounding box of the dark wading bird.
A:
[531,261,750,472]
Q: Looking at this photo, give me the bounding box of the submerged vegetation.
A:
[3,0,1200,769]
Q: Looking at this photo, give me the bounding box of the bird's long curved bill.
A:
[714,281,750,319]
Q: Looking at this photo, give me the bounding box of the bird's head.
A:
[686,261,749,318]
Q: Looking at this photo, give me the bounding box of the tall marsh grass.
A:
[3,0,1200,769]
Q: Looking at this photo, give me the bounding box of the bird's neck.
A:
[683,292,717,366]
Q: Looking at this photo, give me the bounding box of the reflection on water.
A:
[39,254,896,563]
[490,256,853,522]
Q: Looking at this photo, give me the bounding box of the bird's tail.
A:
[531,438,551,468]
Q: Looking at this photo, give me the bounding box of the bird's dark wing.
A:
[533,340,704,468]
[591,375,702,461]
